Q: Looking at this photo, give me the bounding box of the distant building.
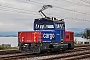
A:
[2,44,11,48]
[75,37,90,44]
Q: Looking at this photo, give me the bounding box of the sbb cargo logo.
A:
[43,33,55,40]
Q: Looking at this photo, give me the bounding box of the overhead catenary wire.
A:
[18,0,41,6]
[0,8,38,15]
[24,0,90,22]
[0,4,39,15]
[0,4,55,17]
[54,6,90,15]
[27,0,90,22]
[0,4,37,13]
[56,0,90,8]
[24,0,90,16]
[80,0,90,5]
[0,0,90,22]
[0,6,89,22]
[17,0,90,18]
[64,17,90,22]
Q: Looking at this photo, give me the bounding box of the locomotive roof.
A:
[66,30,74,33]
[35,18,65,23]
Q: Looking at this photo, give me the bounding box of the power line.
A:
[0,6,39,15]
[0,4,53,16]
[1,6,90,22]
[54,0,90,15]
[0,8,38,15]
[80,0,90,5]
[71,0,90,7]
[54,6,90,15]
[0,4,37,13]
[18,0,41,6]
[24,0,90,16]
[64,17,90,22]
[16,0,90,22]
[56,0,90,8]
[0,0,90,22]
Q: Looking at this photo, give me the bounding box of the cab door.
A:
[60,23,65,41]
[60,30,65,41]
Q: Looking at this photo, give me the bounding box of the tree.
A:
[83,28,90,39]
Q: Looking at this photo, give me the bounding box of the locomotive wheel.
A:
[19,43,23,51]
[68,43,71,50]
[49,44,54,51]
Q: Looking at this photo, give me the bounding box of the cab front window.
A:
[56,23,65,29]
[35,23,54,29]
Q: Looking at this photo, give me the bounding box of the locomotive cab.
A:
[34,18,65,30]
[33,18,68,52]
[34,18,65,42]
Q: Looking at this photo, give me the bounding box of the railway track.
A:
[0,50,21,55]
[0,45,90,60]
[41,50,90,60]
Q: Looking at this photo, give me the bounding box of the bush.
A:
[0,45,5,50]
[74,38,77,44]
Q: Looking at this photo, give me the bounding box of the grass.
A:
[0,45,5,50]
[0,44,18,50]
[4,46,19,50]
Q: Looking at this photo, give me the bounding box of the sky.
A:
[0,0,90,33]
